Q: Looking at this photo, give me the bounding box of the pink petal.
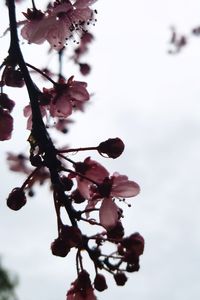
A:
[21,20,48,44]
[51,2,73,15]
[84,157,109,183]
[84,198,99,218]
[69,83,89,101]
[46,19,71,50]
[112,180,140,198]
[111,173,140,198]
[23,104,32,117]
[74,0,97,9]
[99,198,118,230]
[70,8,93,23]
[26,115,33,130]
[77,178,91,199]
[50,96,72,118]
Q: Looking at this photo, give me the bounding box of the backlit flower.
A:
[21,0,97,50]
[47,76,89,118]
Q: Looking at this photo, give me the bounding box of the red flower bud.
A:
[60,225,82,248]
[94,274,108,292]
[0,108,13,141]
[122,233,144,256]
[30,154,43,167]
[60,176,73,191]
[7,188,26,211]
[126,263,140,273]
[107,221,124,239]
[77,270,91,290]
[71,189,85,203]
[4,67,24,88]
[79,63,91,75]
[98,138,125,159]
[51,238,70,257]
[114,272,128,286]
[0,93,15,112]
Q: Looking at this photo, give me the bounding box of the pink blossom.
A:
[0,108,13,141]
[75,157,140,230]
[76,159,140,201]
[98,173,140,229]
[21,0,96,50]
[50,94,72,118]
[47,77,89,118]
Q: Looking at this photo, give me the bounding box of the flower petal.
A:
[99,198,118,230]
[50,96,72,118]
[111,173,140,197]
[74,0,97,9]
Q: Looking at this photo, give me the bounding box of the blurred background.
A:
[0,0,200,299]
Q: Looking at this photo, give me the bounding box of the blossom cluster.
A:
[21,0,97,50]
[1,0,144,299]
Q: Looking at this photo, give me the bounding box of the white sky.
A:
[0,0,200,299]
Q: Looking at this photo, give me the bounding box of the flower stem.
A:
[58,146,97,153]
[26,62,58,85]
[7,0,77,227]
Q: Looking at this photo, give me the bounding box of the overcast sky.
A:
[0,0,200,299]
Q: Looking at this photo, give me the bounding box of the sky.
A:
[0,0,200,299]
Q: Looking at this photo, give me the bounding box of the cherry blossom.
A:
[75,157,140,229]
[21,0,96,50]
[46,76,89,118]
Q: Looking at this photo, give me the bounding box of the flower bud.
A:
[28,189,35,197]
[114,272,128,286]
[77,270,91,290]
[7,188,26,210]
[60,176,73,191]
[94,274,108,292]
[79,63,91,75]
[60,225,82,248]
[4,67,24,88]
[0,93,15,112]
[98,138,125,159]
[107,221,124,239]
[0,108,13,141]
[122,232,144,256]
[126,263,140,273]
[129,233,145,256]
[30,154,43,167]
[51,238,70,257]
[71,189,85,203]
